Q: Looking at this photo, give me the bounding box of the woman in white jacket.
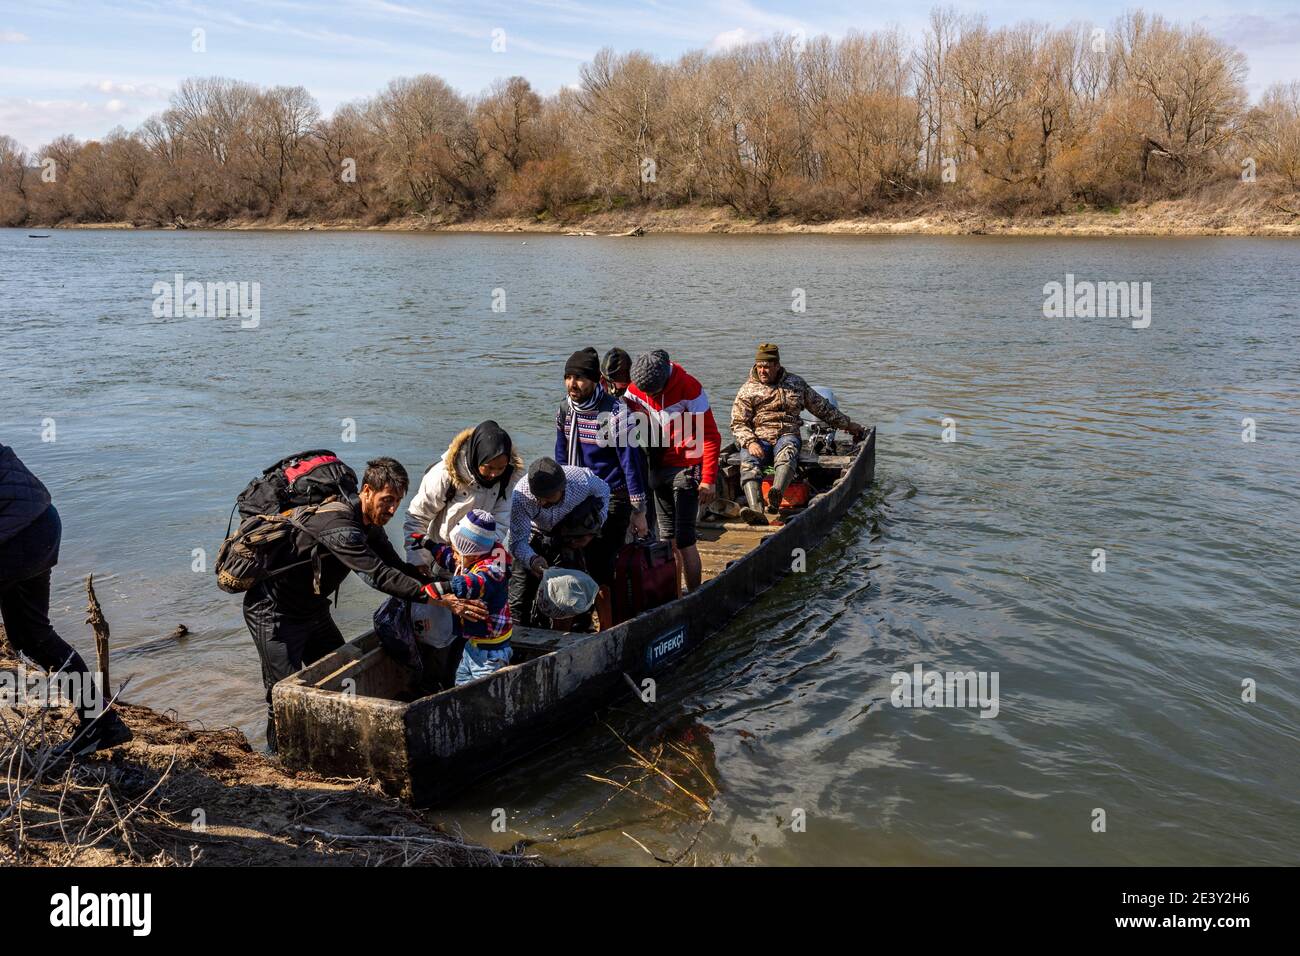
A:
[402,421,523,688]
[403,420,523,565]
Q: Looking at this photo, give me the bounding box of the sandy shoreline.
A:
[30,199,1300,238]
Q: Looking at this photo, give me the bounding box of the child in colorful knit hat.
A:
[421,509,514,685]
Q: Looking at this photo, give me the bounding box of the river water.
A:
[1,227,1296,865]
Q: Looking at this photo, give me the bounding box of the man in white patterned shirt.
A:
[507,458,610,625]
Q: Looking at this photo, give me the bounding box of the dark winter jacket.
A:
[0,443,53,546]
[246,496,430,620]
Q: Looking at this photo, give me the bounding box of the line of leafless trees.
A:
[3,9,1299,228]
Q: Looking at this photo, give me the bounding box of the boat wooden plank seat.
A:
[510,626,564,653]
[310,637,409,699]
[696,519,785,533]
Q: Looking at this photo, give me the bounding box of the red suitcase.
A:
[610,539,679,626]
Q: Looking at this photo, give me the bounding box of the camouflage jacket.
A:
[730,368,853,446]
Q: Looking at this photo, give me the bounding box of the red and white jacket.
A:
[625,363,722,486]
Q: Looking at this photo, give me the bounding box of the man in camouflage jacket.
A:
[730,343,867,520]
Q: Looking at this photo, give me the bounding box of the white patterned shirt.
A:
[507,465,610,566]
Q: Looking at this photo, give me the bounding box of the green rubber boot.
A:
[767,463,796,512]
[739,480,768,525]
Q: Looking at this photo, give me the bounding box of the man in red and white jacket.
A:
[625,350,721,592]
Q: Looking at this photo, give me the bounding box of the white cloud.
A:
[1196,12,1300,48]
[90,80,168,99]
[711,27,759,51]
[0,29,30,43]
[0,98,142,152]
[717,0,806,36]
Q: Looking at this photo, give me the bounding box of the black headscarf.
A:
[467,420,515,498]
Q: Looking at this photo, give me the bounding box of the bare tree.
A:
[0,8,1288,226]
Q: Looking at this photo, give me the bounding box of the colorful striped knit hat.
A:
[450,509,496,556]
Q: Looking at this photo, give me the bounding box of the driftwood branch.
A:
[85,574,110,700]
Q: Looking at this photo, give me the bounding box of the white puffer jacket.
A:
[403,427,524,566]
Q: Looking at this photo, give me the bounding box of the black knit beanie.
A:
[564,347,601,382]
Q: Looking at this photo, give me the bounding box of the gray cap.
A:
[535,567,599,619]
[631,349,671,394]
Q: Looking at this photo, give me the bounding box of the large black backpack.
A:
[215,451,359,596]
[234,450,358,520]
[214,499,352,594]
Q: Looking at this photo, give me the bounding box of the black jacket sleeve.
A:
[365,527,433,584]
[299,506,428,601]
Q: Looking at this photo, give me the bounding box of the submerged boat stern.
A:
[273,633,415,799]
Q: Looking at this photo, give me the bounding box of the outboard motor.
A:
[802,386,840,455]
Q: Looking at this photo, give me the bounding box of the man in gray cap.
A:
[535,567,600,629]
[624,350,721,594]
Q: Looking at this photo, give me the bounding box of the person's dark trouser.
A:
[243,588,344,751]
[419,637,467,695]
[508,542,543,628]
[585,494,632,588]
[0,505,99,723]
[648,464,701,549]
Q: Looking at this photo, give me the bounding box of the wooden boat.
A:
[273,428,876,805]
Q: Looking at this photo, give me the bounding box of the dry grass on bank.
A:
[0,639,533,868]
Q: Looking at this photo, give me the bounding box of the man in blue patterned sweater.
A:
[555,347,649,590]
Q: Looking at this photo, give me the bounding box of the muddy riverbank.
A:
[0,638,531,867]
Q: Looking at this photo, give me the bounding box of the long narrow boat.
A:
[274,428,876,805]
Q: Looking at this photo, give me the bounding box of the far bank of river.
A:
[36,195,1300,238]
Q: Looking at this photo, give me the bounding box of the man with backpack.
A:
[236,455,485,751]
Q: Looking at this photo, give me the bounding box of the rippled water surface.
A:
[1,228,1296,865]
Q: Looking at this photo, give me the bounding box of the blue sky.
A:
[2,0,1299,153]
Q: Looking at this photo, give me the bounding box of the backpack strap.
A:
[284,497,354,596]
